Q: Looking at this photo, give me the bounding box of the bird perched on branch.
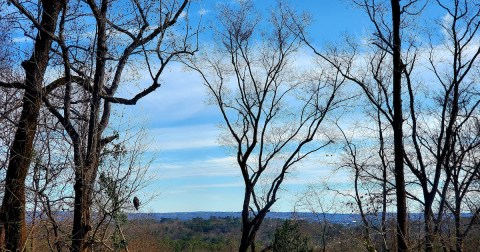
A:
[133,196,140,211]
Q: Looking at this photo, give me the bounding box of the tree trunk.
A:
[381,161,388,252]
[238,186,267,252]
[71,151,100,252]
[0,212,4,249]
[1,1,62,250]
[454,202,463,252]
[240,187,252,252]
[71,166,94,252]
[390,0,408,251]
[424,204,434,252]
[454,220,463,252]
[71,1,107,250]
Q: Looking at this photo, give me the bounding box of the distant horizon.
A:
[25,210,474,226]
[30,210,473,215]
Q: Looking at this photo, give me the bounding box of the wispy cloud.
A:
[12,36,31,43]
[198,8,209,16]
[149,124,220,151]
[158,156,239,179]
[179,11,187,19]
[181,182,243,190]
[123,62,216,125]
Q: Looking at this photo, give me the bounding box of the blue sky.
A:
[113,0,371,213]
[111,0,446,213]
[2,0,466,218]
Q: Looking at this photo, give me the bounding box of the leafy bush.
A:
[271,220,312,252]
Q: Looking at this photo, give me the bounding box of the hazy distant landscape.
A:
[128,212,363,224]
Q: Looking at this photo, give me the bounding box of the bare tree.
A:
[0,4,22,247]
[33,0,198,250]
[0,11,72,249]
[390,2,408,250]
[27,129,74,252]
[293,0,425,250]
[414,1,480,250]
[0,0,22,184]
[1,0,197,250]
[337,121,393,252]
[184,2,343,251]
[295,0,480,250]
[0,0,63,250]
[296,183,345,252]
[90,127,154,251]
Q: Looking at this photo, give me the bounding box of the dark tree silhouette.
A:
[0,0,63,250]
[184,2,343,251]
[1,0,197,250]
[35,0,197,250]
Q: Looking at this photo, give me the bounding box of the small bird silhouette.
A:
[133,196,140,211]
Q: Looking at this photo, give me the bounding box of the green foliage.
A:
[121,217,367,251]
[272,220,312,252]
[169,236,229,252]
[98,172,128,251]
[111,231,128,251]
[99,173,125,220]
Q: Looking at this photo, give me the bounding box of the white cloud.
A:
[126,63,217,124]
[12,36,31,43]
[179,11,187,19]
[148,124,220,151]
[198,8,209,16]
[181,182,243,190]
[157,156,239,179]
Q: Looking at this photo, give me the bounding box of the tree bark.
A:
[70,1,107,250]
[240,187,253,252]
[423,204,434,252]
[454,197,463,252]
[71,163,98,252]
[390,0,408,251]
[239,186,268,252]
[1,0,62,250]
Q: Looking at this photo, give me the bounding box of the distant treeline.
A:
[117,216,478,252]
